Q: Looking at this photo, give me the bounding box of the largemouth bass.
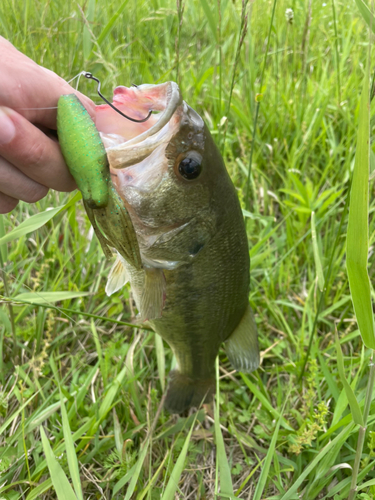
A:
[57,82,259,414]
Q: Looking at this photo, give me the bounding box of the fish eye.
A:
[178,157,202,180]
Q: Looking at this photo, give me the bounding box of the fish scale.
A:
[58,83,260,414]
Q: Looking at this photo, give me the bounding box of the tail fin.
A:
[164,371,215,414]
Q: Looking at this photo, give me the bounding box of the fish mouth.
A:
[95,81,183,169]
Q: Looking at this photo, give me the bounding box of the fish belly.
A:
[126,220,249,413]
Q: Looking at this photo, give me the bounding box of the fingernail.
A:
[0,108,16,145]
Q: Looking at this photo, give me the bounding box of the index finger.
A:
[0,36,96,128]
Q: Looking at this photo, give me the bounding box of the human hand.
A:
[0,36,96,214]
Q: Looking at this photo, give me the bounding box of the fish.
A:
[57,81,259,414]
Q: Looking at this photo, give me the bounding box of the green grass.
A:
[2,0,375,498]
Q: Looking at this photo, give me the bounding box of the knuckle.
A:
[23,184,49,203]
[22,140,47,169]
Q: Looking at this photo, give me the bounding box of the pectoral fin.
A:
[225,304,259,373]
[140,267,166,321]
[105,254,130,296]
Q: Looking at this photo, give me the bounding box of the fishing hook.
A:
[82,72,152,123]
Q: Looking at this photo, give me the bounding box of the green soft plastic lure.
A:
[57,94,142,270]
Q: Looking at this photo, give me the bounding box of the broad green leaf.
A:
[214,358,234,497]
[311,211,324,292]
[161,413,199,500]
[335,331,364,426]
[40,426,78,500]
[0,192,81,246]
[346,55,375,349]
[13,291,90,304]
[60,394,84,500]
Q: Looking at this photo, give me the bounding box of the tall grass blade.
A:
[60,394,84,500]
[91,320,106,385]
[138,452,169,500]
[26,480,53,500]
[83,0,96,60]
[155,334,165,392]
[280,423,354,500]
[161,413,198,500]
[0,192,81,246]
[0,391,38,436]
[334,331,364,426]
[98,365,127,422]
[13,291,90,304]
[125,334,143,419]
[355,0,375,33]
[214,357,234,497]
[40,426,78,500]
[113,408,124,456]
[245,0,277,210]
[253,391,290,500]
[123,438,150,500]
[199,0,218,42]
[96,0,130,46]
[346,54,375,349]
[311,211,324,292]
[241,374,293,430]
[0,215,7,262]
[26,479,53,500]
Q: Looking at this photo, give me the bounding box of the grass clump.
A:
[2,0,375,498]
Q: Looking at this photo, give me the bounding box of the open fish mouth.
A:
[95,82,183,170]
[93,79,207,258]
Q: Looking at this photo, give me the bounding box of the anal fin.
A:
[140,267,166,321]
[225,304,259,373]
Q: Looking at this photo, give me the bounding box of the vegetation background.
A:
[1,0,375,498]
